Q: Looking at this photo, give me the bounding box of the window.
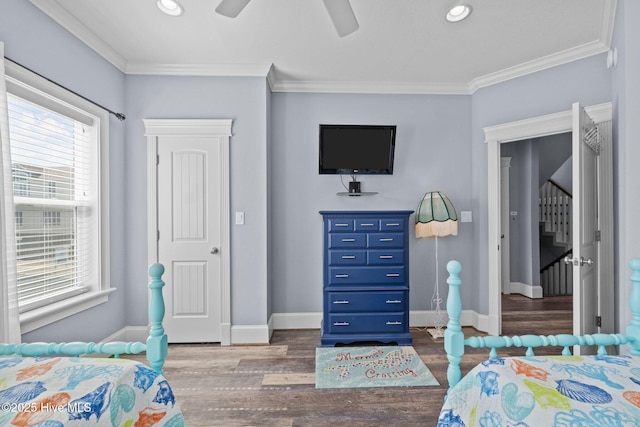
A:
[5,61,111,331]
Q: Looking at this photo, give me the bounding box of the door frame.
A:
[144,119,232,345]
[484,103,612,336]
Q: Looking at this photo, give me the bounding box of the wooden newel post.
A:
[627,258,640,355]
[445,260,464,391]
[147,263,168,373]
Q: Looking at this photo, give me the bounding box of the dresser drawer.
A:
[355,219,380,231]
[328,266,405,285]
[367,250,404,265]
[329,250,367,265]
[367,233,404,248]
[328,219,354,232]
[381,218,406,231]
[326,313,407,334]
[327,291,406,313]
[329,233,366,248]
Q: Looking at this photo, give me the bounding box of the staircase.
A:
[539,180,572,296]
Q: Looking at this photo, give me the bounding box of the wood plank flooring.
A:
[131,294,572,426]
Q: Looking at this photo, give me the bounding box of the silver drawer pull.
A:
[386,223,400,226]
[335,223,350,227]
[361,223,375,226]
[386,300,402,304]
[386,273,400,277]
[379,238,394,242]
[386,321,402,325]
[333,322,350,326]
[341,238,356,242]
[333,300,350,304]
[335,274,350,278]
[379,255,394,259]
[341,255,356,259]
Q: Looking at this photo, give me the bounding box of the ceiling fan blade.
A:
[215,0,251,18]
[322,0,359,37]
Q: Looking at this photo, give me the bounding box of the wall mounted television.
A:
[318,124,396,175]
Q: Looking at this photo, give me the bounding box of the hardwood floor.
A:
[135,294,572,426]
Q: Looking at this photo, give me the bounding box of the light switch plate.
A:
[460,211,472,223]
[235,212,245,225]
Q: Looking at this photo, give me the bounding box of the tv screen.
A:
[319,124,396,174]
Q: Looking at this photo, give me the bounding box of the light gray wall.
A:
[0,0,127,342]
[270,93,476,313]
[123,75,270,327]
[3,0,639,341]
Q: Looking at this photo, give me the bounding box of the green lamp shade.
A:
[415,191,458,238]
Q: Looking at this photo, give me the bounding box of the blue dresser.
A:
[320,210,414,347]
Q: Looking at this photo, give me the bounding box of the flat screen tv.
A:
[319,124,396,175]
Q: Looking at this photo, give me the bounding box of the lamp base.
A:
[427,328,445,339]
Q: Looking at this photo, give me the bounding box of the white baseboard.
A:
[101,326,148,343]
[271,310,489,334]
[510,282,543,299]
[230,324,271,344]
[111,309,492,346]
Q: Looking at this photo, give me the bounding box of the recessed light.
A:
[446,5,472,23]
[157,0,184,17]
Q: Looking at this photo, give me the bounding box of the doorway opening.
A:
[484,102,613,338]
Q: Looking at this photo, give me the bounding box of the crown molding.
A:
[28,0,127,72]
[269,79,471,95]
[125,62,274,78]
[469,40,610,93]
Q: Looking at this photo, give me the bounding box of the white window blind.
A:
[7,93,96,312]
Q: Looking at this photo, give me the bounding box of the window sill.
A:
[20,288,117,334]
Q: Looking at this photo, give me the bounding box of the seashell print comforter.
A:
[0,357,185,426]
[439,355,640,426]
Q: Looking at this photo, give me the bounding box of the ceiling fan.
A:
[215,0,360,37]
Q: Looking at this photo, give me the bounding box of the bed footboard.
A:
[444,258,640,391]
[0,264,169,373]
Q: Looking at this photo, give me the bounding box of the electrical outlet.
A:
[460,211,472,223]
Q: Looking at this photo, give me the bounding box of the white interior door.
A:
[500,157,512,294]
[571,102,599,344]
[157,136,223,343]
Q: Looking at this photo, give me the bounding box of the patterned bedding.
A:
[438,355,640,426]
[0,356,185,426]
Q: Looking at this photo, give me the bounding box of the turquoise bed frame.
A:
[0,264,168,373]
[444,258,640,391]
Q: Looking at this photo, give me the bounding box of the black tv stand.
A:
[348,180,361,194]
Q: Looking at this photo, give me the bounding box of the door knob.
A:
[210,247,219,255]
[564,256,594,266]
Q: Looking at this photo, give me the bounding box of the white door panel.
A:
[572,103,599,352]
[158,136,222,343]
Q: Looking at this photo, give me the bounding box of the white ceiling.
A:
[28,0,616,94]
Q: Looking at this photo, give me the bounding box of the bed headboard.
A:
[444,258,640,390]
[0,264,168,373]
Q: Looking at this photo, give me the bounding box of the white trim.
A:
[20,289,116,333]
[469,40,610,93]
[271,312,323,330]
[101,325,148,343]
[144,119,232,346]
[126,63,274,78]
[485,102,613,336]
[269,80,471,95]
[269,310,488,335]
[510,282,544,299]
[231,324,271,345]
